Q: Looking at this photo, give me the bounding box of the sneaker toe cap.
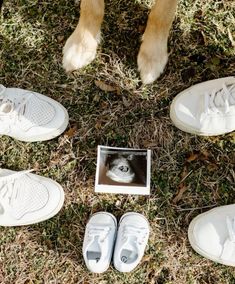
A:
[89,212,116,227]
[189,213,229,259]
[173,90,202,128]
[120,213,149,229]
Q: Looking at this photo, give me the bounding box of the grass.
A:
[0,0,235,283]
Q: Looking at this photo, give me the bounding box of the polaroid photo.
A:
[95,145,151,195]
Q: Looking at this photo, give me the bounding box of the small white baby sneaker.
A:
[0,169,64,226]
[188,204,235,266]
[0,85,69,142]
[83,212,117,273]
[113,212,150,272]
[170,77,235,136]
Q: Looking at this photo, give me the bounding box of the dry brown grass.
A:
[0,0,235,283]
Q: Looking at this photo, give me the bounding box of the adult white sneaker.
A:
[0,85,69,142]
[188,204,235,266]
[170,77,235,136]
[113,212,150,272]
[83,212,117,273]
[0,169,64,226]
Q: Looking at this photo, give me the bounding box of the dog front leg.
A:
[63,0,104,72]
[138,0,177,84]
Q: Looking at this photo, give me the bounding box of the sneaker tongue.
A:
[121,236,138,252]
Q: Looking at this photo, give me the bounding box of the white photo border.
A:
[95,145,151,195]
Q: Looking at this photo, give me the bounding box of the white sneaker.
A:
[113,212,150,272]
[188,204,235,266]
[170,77,235,136]
[0,169,64,226]
[0,85,69,142]
[83,212,117,273]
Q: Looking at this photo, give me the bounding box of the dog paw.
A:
[137,39,168,84]
[63,31,100,72]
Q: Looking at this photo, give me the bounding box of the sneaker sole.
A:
[188,208,235,267]
[0,177,65,226]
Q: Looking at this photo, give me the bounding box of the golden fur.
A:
[63,0,177,84]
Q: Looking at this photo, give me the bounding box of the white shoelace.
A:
[0,170,33,207]
[122,225,148,245]
[203,84,235,117]
[87,225,111,242]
